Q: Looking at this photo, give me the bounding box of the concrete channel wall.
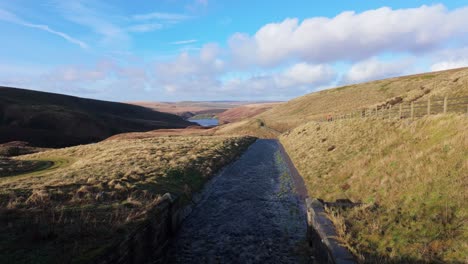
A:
[306,198,357,264]
[92,193,191,264]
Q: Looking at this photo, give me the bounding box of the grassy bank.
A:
[217,67,468,138]
[0,135,255,263]
[280,114,467,262]
[215,118,280,138]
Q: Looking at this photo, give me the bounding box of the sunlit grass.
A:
[0,135,256,263]
[280,114,467,262]
[1,135,255,209]
[217,67,468,137]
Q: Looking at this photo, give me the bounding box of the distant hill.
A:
[130,101,280,120]
[217,103,282,124]
[129,101,242,119]
[0,87,194,147]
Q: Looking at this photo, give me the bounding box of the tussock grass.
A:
[214,118,280,138]
[1,135,255,208]
[218,67,468,137]
[0,135,255,263]
[280,114,467,262]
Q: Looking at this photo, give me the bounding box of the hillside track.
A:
[166,139,308,264]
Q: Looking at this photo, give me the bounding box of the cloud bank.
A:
[229,5,468,67]
[1,4,468,101]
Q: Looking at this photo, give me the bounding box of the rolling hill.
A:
[216,67,468,136]
[130,101,282,120]
[214,67,468,262]
[130,101,249,119]
[0,87,194,147]
[217,102,281,124]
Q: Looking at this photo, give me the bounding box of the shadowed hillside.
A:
[216,67,468,136]
[0,87,194,147]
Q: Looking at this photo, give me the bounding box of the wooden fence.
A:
[319,96,468,122]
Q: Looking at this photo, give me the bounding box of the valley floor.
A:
[166,139,309,263]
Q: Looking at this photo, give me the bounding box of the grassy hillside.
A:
[0,135,255,263]
[280,114,467,262]
[0,86,194,147]
[217,67,468,136]
[217,103,281,124]
[214,118,281,138]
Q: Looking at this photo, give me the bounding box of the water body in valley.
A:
[166,139,308,264]
[188,118,219,127]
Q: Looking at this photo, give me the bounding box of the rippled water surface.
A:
[166,139,308,264]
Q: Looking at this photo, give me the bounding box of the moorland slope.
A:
[0,87,194,147]
[217,102,281,124]
[0,135,255,263]
[216,67,468,136]
[215,67,468,262]
[280,114,467,262]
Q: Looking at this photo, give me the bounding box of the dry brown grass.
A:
[214,118,280,138]
[280,114,468,262]
[218,67,468,137]
[0,135,255,263]
[217,102,282,124]
[0,158,52,177]
[0,135,255,209]
[104,127,215,141]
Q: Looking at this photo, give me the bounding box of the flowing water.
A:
[166,139,308,264]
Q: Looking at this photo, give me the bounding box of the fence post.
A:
[411,102,414,120]
[443,96,448,114]
[427,98,431,116]
[399,104,402,119]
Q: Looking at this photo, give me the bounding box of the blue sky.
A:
[0,0,467,102]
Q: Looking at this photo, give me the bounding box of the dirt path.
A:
[166,139,308,264]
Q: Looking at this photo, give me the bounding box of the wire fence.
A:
[318,96,468,122]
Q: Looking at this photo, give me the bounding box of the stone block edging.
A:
[306,198,357,264]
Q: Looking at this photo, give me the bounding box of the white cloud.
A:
[154,43,225,95]
[0,8,88,49]
[280,63,335,87]
[431,60,468,71]
[132,12,191,22]
[341,58,414,84]
[171,39,198,45]
[153,51,335,99]
[0,59,155,99]
[229,5,468,67]
[430,47,468,71]
[3,3,468,101]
